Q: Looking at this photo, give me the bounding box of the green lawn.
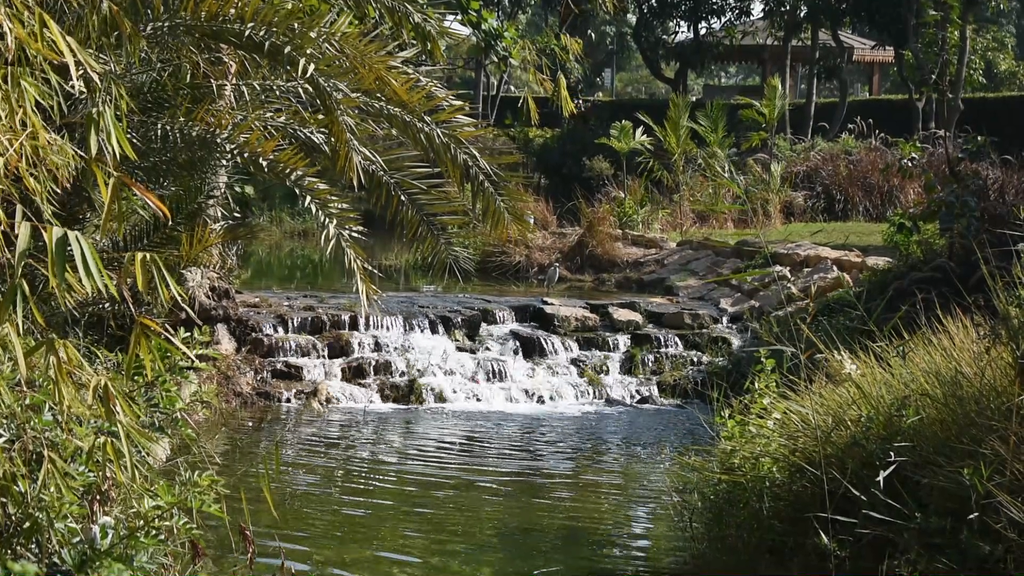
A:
[678,222,892,257]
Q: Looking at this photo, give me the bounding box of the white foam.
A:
[259,310,696,410]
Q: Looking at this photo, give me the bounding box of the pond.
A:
[238,242,623,299]
[206,404,710,576]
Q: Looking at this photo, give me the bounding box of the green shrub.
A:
[0,330,223,575]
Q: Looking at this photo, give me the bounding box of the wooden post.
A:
[870,62,882,96]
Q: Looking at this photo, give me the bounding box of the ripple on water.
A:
[207,405,711,576]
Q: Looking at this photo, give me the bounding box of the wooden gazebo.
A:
[699,18,895,99]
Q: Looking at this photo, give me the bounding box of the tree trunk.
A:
[802,22,820,140]
[782,29,794,137]
[895,50,923,136]
[826,23,850,140]
[473,57,486,121]
[944,15,971,134]
[211,46,237,223]
[488,70,510,123]
[923,92,936,132]
[674,69,689,96]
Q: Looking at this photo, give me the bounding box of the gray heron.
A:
[544,263,560,294]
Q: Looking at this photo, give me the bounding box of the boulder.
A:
[606,306,646,332]
[533,305,601,333]
[717,293,759,321]
[435,309,483,340]
[865,256,895,272]
[630,331,683,351]
[507,302,538,324]
[338,357,396,381]
[268,359,326,382]
[754,283,803,313]
[793,261,853,298]
[247,334,325,359]
[771,241,865,273]
[576,332,630,353]
[686,255,735,277]
[772,302,813,322]
[676,237,740,259]
[572,356,612,378]
[671,280,718,300]
[585,300,646,316]
[604,397,633,408]
[455,342,481,355]
[282,312,332,336]
[324,332,356,359]
[654,302,722,331]
[510,327,573,359]
[699,286,739,303]
[634,394,664,406]
[678,329,739,357]
[721,278,761,299]
[211,323,237,356]
[467,305,516,326]
[541,297,590,309]
[748,266,794,288]
[733,237,770,259]
[623,230,673,250]
[640,249,715,288]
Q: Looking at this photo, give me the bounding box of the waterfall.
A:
[242,292,728,408]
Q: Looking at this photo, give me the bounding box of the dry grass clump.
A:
[678,285,1024,573]
[563,201,625,273]
[478,192,631,278]
[476,194,570,278]
[476,229,569,279]
[525,193,558,231]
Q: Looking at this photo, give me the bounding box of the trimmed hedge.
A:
[497,93,1024,145]
[500,93,1024,206]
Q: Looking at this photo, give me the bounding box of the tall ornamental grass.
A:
[677,275,1024,574]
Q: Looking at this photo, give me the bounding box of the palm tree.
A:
[0,0,524,571]
[737,75,787,154]
[597,120,653,195]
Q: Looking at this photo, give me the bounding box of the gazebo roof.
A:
[699,18,895,65]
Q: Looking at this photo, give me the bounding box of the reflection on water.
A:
[239,243,443,293]
[239,244,627,299]
[207,405,709,576]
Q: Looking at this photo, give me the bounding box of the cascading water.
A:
[238,292,726,408]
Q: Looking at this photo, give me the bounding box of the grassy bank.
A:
[678,221,891,257]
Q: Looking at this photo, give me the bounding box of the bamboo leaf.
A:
[14,221,32,278]
[41,14,80,90]
[68,232,93,296]
[118,175,171,222]
[4,324,27,379]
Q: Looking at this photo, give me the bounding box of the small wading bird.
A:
[544,263,560,294]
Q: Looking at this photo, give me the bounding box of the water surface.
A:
[239,244,631,299]
[207,405,709,576]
